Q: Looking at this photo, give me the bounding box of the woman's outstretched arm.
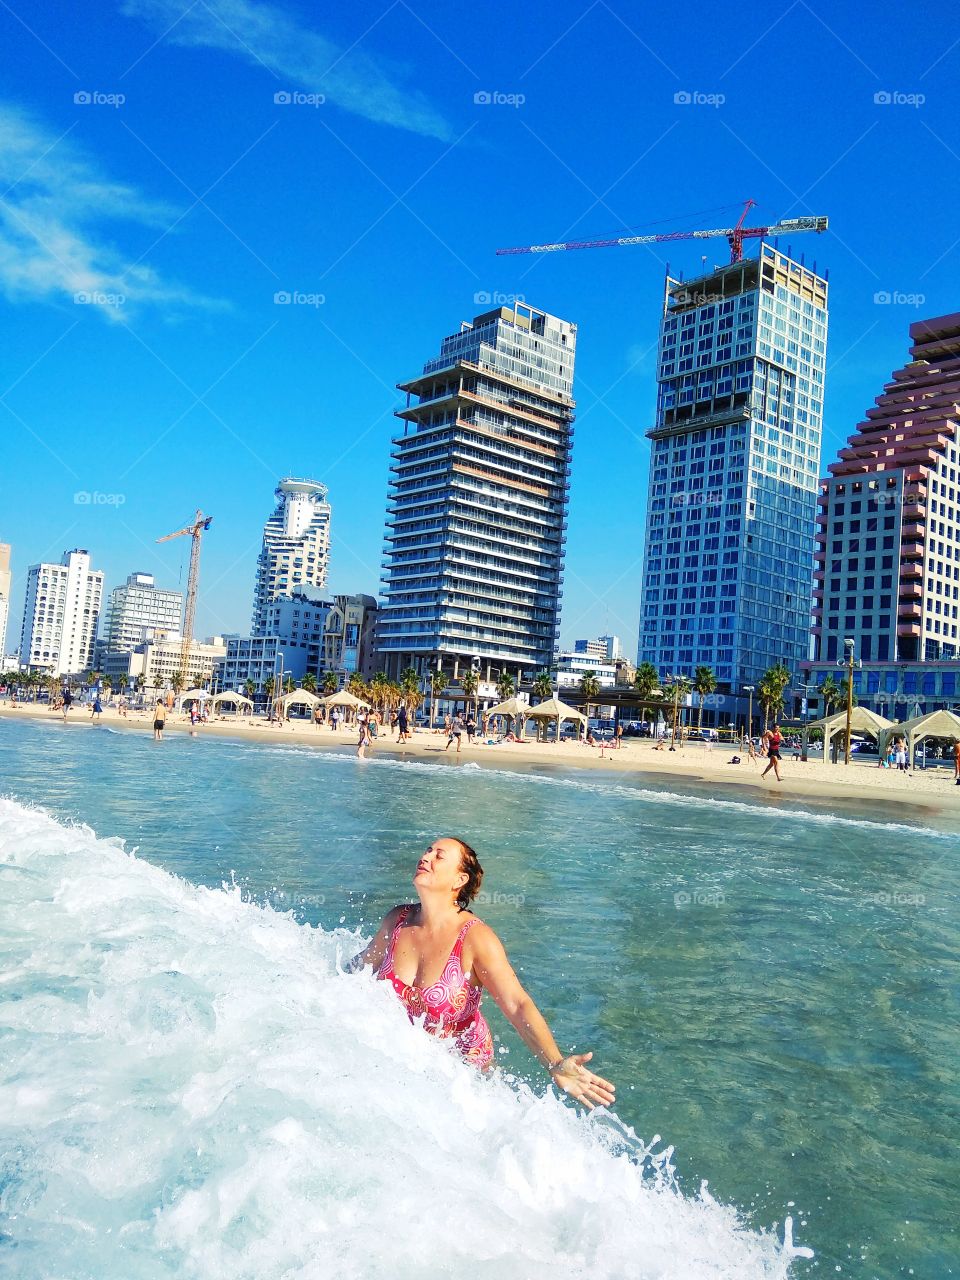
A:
[468,925,615,1110]
[344,905,403,974]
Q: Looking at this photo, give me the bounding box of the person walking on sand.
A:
[91,694,103,723]
[445,713,464,753]
[62,687,73,721]
[761,724,783,782]
[152,699,167,742]
[953,738,960,785]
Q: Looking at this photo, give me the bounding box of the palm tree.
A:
[263,675,276,700]
[430,669,447,728]
[321,670,338,696]
[399,666,420,713]
[171,671,185,697]
[532,669,553,702]
[579,671,601,728]
[758,663,791,729]
[243,678,257,704]
[693,665,717,733]
[495,671,516,703]
[283,675,295,694]
[301,672,318,695]
[668,675,692,740]
[460,669,479,723]
[347,672,368,701]
[117,674,128,694]
[633,662,660,722]
[817,674,843,716]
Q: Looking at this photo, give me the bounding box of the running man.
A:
[761,723,784,781]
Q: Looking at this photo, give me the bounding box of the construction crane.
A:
[496,199,828,264]
[157,510,213,686]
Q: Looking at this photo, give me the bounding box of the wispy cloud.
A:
[0,103,223,319]
[121,0,452,140]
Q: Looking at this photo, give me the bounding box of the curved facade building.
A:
[252,478,331,636]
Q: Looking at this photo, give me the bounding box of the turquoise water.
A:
[0,716,957,1278]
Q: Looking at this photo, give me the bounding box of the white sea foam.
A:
[0,797,810,1279]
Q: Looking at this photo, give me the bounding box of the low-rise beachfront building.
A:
[19,548,104,677]
[553,649,617,689]
[574,635,622,660]
[252,478,331,636]
[0,542,11,660]
[377,301,576,688]
[100,632,227,692]
[800,658,960,722]
[217,635,308,694]
[99,572,184,656]
[804,312,960,719]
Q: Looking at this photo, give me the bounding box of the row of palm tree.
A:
[628,662,718,730]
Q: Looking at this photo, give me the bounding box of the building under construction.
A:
[637,243,829,690]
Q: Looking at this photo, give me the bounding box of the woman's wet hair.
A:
[451,838,483,910]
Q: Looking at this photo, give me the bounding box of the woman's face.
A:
[413,838,466,900]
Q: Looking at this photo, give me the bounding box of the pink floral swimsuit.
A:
[377,905,495,1069]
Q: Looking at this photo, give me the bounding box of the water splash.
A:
[0,798,810,1279]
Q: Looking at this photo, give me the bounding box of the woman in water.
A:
[350,837,615,1109]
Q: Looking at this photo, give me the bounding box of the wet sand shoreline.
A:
[4,699,958,827]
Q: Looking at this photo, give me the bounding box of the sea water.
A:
[0,717,957,1277]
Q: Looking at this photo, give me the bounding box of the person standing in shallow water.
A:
[152,699,166,741]
[349,837,616,1110]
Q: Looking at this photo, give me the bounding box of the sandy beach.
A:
[5,697,959,821]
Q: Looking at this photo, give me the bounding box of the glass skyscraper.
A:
[637,244,828,689]
[377,302,576,683]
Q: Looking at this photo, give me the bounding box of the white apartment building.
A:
[100,572,184,653]
[20,548,104,676]
[0,542,11,660]
[252,478,331,635]
[100,634,227,690]
[573,634,622,660]
[554,649,617,688]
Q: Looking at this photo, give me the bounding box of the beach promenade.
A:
[5,699,959,819]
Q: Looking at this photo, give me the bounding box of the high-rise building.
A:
[811,311,960,667]
[0,543,11,661]
[100,572,184,653]
[638,244,829,689]
[377,302,576,683]
[20,548,104,676]
[252,478,331,635]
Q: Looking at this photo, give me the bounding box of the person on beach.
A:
[331,708,340,732]
[349,837,616,1109]
[62,688,73,721]
[397,704,409,742]
[761,724,783,781]
[445,713,464,753]
[465,711,476,745]
[895,737,907,771]
[953,739,960,785]
[91,695,103,722]
[153,699,166,741]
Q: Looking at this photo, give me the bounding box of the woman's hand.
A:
[549,1052,616,1110]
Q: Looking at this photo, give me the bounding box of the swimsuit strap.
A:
[452,915,479,957]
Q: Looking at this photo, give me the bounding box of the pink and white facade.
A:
[812,312,960,665]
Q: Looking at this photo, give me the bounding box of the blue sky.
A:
[1,0,957,655]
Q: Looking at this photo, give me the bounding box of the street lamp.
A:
[742,686,755,747]
[838,638,862,765]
